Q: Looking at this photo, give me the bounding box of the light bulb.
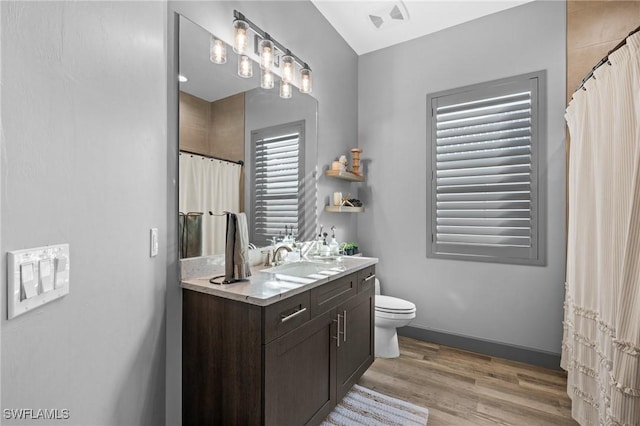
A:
[259,39,274,71]
[210,37,226,64]
[233,19,249,54]
[281,55,295,84]
[261,69,274,89]
[300,67,312,94]
[238,55,253,78]
[280,80,292,99]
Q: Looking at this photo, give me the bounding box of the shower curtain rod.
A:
[180,150,244,166]
[575,24,640,93]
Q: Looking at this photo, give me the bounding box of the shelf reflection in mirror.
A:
[178,15,318,257]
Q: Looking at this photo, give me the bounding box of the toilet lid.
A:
[375,295,416,313]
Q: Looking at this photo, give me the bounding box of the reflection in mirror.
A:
[178,16,318,257]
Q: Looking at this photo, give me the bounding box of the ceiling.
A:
[311,0,535,55]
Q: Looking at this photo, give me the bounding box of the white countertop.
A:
[181,256,378,306]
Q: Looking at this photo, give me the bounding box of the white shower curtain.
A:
[563,31,640,426]
[179,153,242,256]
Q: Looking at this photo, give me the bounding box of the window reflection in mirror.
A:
[178,16,318,257]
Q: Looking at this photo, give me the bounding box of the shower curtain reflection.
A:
[179,152,242,256]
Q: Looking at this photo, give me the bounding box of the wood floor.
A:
[358,336,579,426]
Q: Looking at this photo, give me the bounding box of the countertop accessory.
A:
[350,148,363,176]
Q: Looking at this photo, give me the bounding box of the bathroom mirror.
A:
[178,16,318,257]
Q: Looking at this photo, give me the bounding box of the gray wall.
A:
[167,2,358,424]
[1,2,167,425]
[357,0,567,354]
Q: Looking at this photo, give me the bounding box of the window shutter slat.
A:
[436,154,531,171]
[436,92,531,115]
[437,217,531,227]
[437,144,531,162]
[437,136,531,154]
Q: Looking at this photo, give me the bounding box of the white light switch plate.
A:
[150,228,158,257]
[7,244,70,319]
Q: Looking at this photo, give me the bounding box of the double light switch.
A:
[7,244,70,319]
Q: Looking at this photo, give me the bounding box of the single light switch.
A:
[20,262,37,300]
[39,258,54,292]
[54,255,68,288]
[150,228,159,257]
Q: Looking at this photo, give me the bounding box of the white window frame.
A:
[250,120,305,247]
[426,71,546,265]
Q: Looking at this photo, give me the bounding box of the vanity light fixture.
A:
[210,37,227,64]
[279,80,292,99]
[281,53,295,84]
[232,10,313,96]
[261,69,275,89]
[259,37,274,71]
[300,65,312,94]
[238,54,253,78]
[233,19,249,54]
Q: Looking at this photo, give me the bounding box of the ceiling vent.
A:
[369,14,384,29]
[368,1,409,30]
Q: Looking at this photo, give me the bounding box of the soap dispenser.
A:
[329,226,340,256]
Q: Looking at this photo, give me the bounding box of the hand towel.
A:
[224,212,251,282]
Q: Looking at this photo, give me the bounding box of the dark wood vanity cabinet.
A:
[264,309,336,426]
[336,289,375,400]
[182,266,375,426]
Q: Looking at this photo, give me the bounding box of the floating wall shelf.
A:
[325,206,364,213]
[325,170,365,182]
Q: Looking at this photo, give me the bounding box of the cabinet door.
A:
[264,310,337,426]
[336,288,375,400]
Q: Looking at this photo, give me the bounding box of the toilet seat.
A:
[375,295,416,314]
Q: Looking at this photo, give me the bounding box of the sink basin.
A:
[261,279,308,290]
[261,260,346,281]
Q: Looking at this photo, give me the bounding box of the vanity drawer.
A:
[309,272,357,316]
[358,266,376,293]
[263,291,311,344]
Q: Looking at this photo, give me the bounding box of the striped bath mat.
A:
[322,384,429,426]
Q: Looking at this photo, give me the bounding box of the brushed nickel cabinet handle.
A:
[363,274,376,282]
[343,310,347,342]
[333,314,342,347]
[281,307,307,323]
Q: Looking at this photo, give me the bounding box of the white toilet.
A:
[374,278,416,358]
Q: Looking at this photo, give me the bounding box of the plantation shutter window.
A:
[251,121,305,247]
[427,72,545,265]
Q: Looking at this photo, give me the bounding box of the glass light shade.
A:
[259,39,274,70]
[280,80,292,99]
[238,55,253,78]
[210,37,227,64]
[233,19,249,54]
[261,69,274,89]
[300,67,312,94]
[281,55,295,83]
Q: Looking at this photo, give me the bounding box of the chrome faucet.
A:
[273,245,292,266]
